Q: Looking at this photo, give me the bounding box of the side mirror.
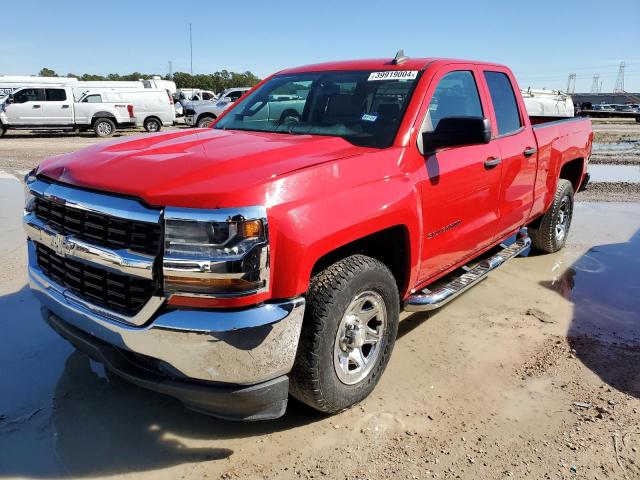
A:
[5,94,14,104]
[422,117,491,154]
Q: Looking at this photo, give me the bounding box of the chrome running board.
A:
[404,228,531,312]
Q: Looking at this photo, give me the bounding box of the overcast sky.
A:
[2,0,639,92]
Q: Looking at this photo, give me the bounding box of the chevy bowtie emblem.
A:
[51,233,71,257]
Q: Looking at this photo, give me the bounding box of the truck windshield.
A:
[214,70,421,148]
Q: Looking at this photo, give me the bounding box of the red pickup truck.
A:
[24,54,592,420]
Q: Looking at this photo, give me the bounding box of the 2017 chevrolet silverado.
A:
[24,53,592,420]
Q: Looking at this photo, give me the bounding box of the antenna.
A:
[566,73,576,94]
[613,61,625,93]
[392,49,409,65]
[590,74,600,94]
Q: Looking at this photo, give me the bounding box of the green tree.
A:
[39,67,58,77]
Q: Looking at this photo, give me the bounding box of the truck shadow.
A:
[541,228,640,399]
[0,286,323,478]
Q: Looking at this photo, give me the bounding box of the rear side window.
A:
[45,89,67,101]
[426,71,483,131]
[484,72,522,135]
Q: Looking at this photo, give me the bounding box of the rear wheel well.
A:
[559,158,584,192]
[91,113,115,125]
[310,226,410,297]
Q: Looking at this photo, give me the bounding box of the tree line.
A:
[39,68,261,92]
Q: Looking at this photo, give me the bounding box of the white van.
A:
[142,76,177,95]
[79,89,175,132]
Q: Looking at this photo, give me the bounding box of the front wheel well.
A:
[310,225,410,298]
[197,113,216,122]
[559,158,584,192]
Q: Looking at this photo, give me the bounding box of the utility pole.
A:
[613,62,625,93]
[168,61,173,79]
[566,73,576,94]
[590,74,600,94]
[189,23,193,78]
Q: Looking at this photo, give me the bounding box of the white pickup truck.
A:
[0,85,135,137]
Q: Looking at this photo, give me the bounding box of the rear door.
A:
[413,67,503,278]
[480,69,537,239]
[42,88,73,125]
[6,88,44,124]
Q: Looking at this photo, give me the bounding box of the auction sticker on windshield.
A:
[368,71,418,81]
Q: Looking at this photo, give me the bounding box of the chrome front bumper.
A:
[28,241,305,385]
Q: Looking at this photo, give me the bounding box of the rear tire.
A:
[196,115,215,128]
[93,118,115,138]
[290,255,399,414]
[143,117,162,132]
[0,123,6,137]
[529,179,574,253]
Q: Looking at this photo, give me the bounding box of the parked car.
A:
[184,87,251,127]
[1,84,135,137]
[78,89,175,132]
[23,55,592,420]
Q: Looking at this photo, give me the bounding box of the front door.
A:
[414,68,503,279]
[6,88,44,124]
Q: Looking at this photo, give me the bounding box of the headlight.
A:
[163,206,269,296]
[24,169,37,212]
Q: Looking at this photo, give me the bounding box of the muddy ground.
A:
[0,120,639,480]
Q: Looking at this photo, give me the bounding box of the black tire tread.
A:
[529,179,573,253]
[289,254,398,413]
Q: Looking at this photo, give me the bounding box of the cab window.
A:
[483,71,522,135]
[13,88,43,103]
[425,71,483,131]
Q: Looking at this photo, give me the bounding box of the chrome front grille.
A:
[34,196,161,256]
[35,243,157,316]
[25,177,165,324]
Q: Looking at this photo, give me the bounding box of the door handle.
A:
[484,157,502,169]
[523,147,537,157]
[62,105,69,109]
[32,105,41,109]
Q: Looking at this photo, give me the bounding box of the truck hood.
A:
[38,128,372,208]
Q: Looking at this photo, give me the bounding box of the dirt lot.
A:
[0,120,639,480]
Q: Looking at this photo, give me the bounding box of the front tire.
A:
[93,118,115,138]
[290,255,399,414]
[143,117,162,132]
[196,115,215,128]
[529,179,574,253]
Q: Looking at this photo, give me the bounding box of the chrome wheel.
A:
[334,291,387,385]
[96,121,112,136]
[146,120,160,132]
[555,196,571,242]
